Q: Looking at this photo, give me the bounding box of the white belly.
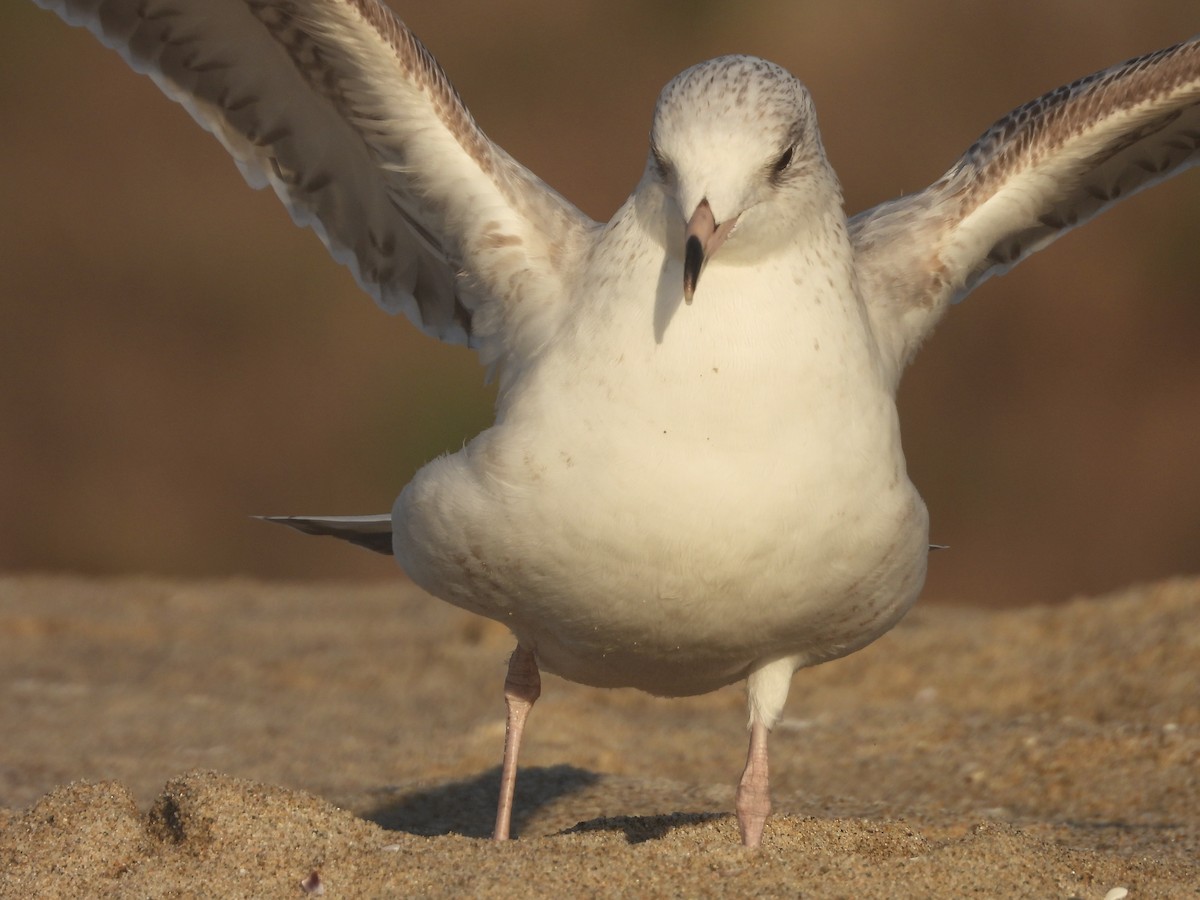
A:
[395,423,927,695]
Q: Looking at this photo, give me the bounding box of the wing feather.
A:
[853,36,1200,380]
[34,0,595,360]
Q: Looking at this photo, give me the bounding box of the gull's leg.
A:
[736,720,771,847]
[493,643,540,841]
[737,654,797,848]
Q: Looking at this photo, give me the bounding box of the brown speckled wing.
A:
[34,0,593,354]
[852,36,1200,379]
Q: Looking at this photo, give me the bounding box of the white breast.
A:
[393,213,929,696]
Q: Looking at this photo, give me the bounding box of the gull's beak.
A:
[683,199,737,304]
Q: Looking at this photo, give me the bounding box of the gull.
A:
[31,0,1200,847]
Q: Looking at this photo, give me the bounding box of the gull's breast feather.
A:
[392,225,929,695]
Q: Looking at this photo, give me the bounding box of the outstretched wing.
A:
[33,0,595,361]
[852,36,1200,381]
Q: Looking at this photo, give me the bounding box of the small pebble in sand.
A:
[299,870,324,895]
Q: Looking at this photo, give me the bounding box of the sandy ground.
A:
[0,575,1196,897]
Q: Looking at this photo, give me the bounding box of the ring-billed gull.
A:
[29,1,1199,847]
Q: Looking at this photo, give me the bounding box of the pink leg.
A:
[735,720,771,847]
[492,644,541,841]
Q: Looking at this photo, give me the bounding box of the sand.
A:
[0,575,1196,897]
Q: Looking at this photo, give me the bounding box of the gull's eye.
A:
[770,145,795,180]
[651,145,671,180]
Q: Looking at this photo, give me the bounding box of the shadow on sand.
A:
[559,811,728,844]
[362,764,601,839]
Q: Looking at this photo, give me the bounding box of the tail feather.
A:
[258,514,394,556]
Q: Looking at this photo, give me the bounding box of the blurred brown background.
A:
[2,1,1197,606]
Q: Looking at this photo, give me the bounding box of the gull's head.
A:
[646,55,834,303]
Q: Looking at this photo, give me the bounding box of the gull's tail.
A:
[258,514,394,556]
